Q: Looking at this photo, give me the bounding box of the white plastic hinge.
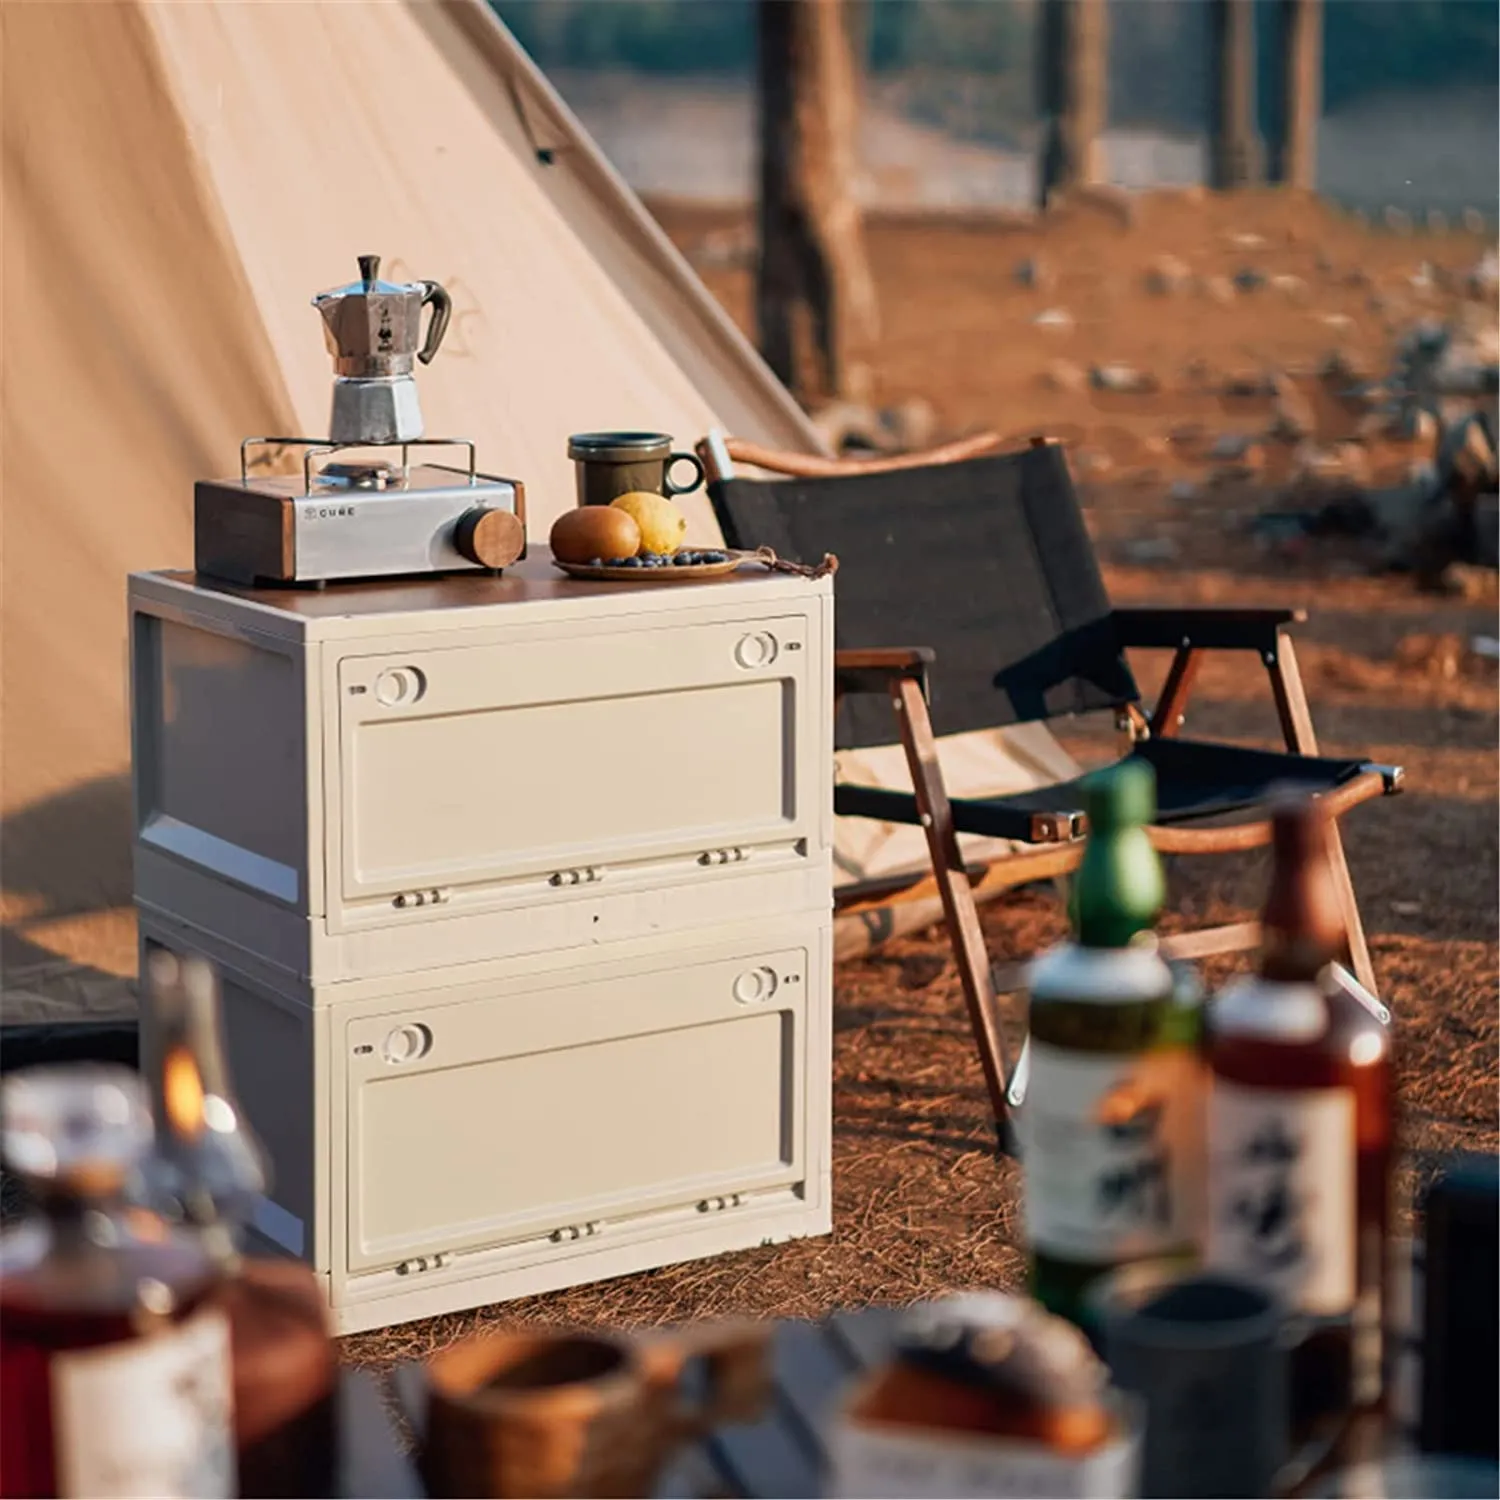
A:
[393,888,449,909]
[696,1193,745,1214]
[395,1252,451,1276]
[549,867,603,888]
[548,1221,602,1243]
[698,847,748,867]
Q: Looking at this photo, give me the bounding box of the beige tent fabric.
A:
[1,0,1080,1013]
[2,1,297,987]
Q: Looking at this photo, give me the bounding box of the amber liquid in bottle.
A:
[0,1220,225,1497]
[0,1069,232,1499]
[1205,800,1393,1441]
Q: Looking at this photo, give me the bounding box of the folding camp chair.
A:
[698,430,1403,1149]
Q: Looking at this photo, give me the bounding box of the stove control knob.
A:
[455,508,525,570]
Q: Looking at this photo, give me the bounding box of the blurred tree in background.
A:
[756,0,878,402]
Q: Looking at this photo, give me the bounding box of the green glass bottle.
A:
[1021,760,1205,1330]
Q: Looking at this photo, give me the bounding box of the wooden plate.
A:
[552,553,754,583]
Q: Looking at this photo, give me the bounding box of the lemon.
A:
[610,491,687,556]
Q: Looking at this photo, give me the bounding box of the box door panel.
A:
[341,943,808,1272]
[335,616,809,904]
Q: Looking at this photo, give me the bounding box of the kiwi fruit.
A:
[549,506,642,565]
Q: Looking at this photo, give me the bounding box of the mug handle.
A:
[637,1319,772,1439]
[664,452,706,496]
[1268,1313,1369,1494]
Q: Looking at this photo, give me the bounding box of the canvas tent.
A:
[2,0,1078,1021]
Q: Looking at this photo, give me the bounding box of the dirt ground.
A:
[342,189,1497,1368]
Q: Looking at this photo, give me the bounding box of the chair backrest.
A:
[710,441,1140,750]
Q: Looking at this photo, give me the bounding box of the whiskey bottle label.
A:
[1207,1082,1356,1316]
[50,1307,235,1498]
[1021,1042,1204,1261]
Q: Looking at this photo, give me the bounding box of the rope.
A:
[746,546,839,579]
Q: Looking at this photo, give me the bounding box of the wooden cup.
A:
[421,1321,770,1498]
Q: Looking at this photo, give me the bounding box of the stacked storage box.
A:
[129,555,834,1333]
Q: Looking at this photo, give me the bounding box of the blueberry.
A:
[588,557,603,567]
[673,551,695,566]
[702,550,727,563]
[617,556,641,568]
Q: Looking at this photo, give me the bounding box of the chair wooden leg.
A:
[1325,820,1378,996]
[1266,630,1383,999]
[890,677,1013,1134]
[1148,645,1201,738]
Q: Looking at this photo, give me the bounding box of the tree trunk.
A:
[1276,0,1321,190]
[1036,0,1108,208]
[756,0,878,402]
[1210,0,1263,189]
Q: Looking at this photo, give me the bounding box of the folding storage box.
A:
[129,556,834,1333]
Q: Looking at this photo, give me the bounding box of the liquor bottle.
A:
[1204,795,1393,1435]
[1022,761,1204,1329]
[0,1065,235,1498]
[143,949,339,1500]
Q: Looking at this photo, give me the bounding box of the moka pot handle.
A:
[417,281,452,365]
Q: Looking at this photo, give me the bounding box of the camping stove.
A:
[194,255,527,587]
[194,437,527,587]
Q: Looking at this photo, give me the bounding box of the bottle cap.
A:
[1083,759,1156,833]
[1073,759,1165,947]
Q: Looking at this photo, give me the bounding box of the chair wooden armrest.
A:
[1114,606,1310,744]
[1112,606,1306,652]
[696,431,1006,484]
[835,647,935,699]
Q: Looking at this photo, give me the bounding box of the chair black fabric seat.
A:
[835,737,1371,844]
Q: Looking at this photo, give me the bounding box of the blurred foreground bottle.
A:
[0,1065,235,1497]
[1022,761,1205,1329]
[144,949,339,1500]
[1205,795,1393,1436]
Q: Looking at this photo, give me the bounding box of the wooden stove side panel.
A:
[513,477,528,559]
[195,481,294,584]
